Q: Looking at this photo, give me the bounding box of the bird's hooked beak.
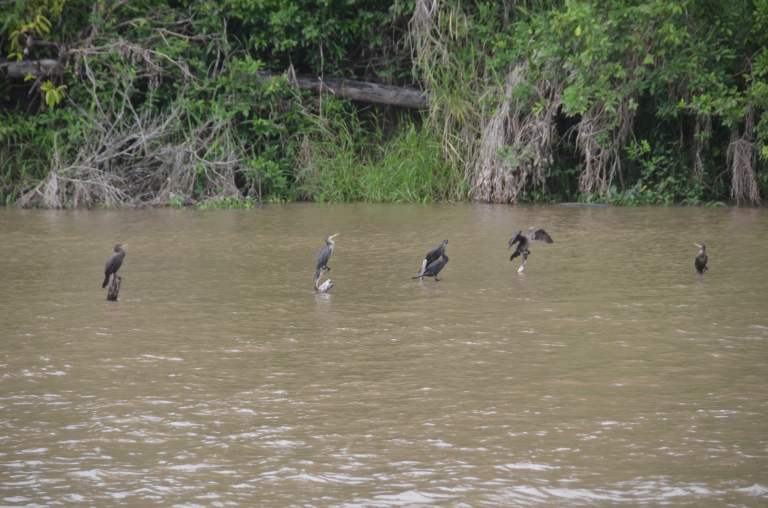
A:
[693,243,702,248]
[330,233,339,240]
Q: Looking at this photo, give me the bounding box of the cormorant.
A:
[508,228,553,273]
[418,239,448,279]
[413,254,449,281]
[102,243,126,288]
[694,243,708,275]
[314,234,339,284]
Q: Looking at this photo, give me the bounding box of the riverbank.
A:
[1,1,765,208]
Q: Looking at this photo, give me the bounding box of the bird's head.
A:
[694,243,706,251]
[508,231,522,248]
[114,243,126,252]
[326,233,339,245]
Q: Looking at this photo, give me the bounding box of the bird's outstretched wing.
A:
[424,241,446,265]
[530,228,553,243]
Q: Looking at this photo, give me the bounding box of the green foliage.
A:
[300,109,464,203]
[168,195,185,208]
[197,196,255,209]
[39,81,66,107]
[3,0,65,60]
[211,0,406,77]
[0,0,765,206]
[607,139,695,206]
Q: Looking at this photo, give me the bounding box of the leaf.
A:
[574,25,582,37]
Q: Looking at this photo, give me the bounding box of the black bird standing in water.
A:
[413,253,449,281]
[418,239,448,279]
[314,234,339,286]
[102,243,126,288]
[694,243,708,276]
[508,227,553,273]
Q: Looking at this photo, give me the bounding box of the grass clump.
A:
[298,110,465,203]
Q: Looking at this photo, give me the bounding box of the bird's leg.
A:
[518,251,528,273]
[434,276,440,282]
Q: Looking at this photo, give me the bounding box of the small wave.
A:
[18,447,48,454]
[426,439,452,449]
[496,462,558,472]
[737,484,768,497]
[2,496,32,504]
[70,469,107,481]
[167,463,215,473]
[144,399,175,406]
[371,490,453,505]
[140,354,184,362]
[263,439,305,449]
[290,472,369,485]
[167,421,198,428]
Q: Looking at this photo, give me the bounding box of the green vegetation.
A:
[299,109,465,203]
[1,0,766,207]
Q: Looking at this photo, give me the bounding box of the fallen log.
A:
[2,58,429,109]
[0,59,60,78]
[286,74,428,109]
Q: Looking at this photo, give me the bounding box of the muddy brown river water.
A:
[1,204,767,506]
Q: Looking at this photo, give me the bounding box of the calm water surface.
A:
[1,204,767,507]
